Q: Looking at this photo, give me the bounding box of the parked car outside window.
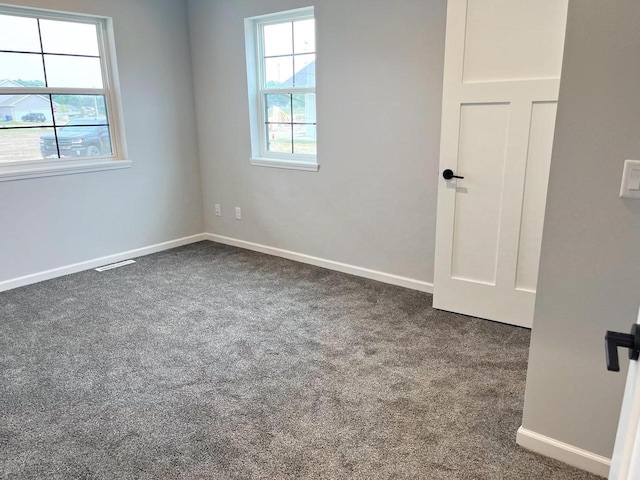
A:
[21,113,46,123]
[40,118,112,158]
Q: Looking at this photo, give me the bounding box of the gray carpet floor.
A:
[1,241,600,479]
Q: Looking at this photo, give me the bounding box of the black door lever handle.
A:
[443,169,464,180]
[605,324,640,372]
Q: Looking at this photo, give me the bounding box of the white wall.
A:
[188,0,446,283]
[0,0,203,283]
[522,0,640,459]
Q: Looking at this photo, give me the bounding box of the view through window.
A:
[0,10,115,164]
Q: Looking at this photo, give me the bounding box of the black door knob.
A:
[443,169,464,180]
[605,324,640,372]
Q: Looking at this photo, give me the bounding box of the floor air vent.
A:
[95,260,136,272]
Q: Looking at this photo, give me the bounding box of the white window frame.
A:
[245,7,318,172]
[0,5,129,182]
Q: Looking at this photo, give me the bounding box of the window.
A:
[0,6,128,181]
[245,7,317,171]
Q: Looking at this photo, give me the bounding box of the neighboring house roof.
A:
[0,79,24,88]
[0,95,30,107]
[0,80,61,110]
[284,61,315,87]
[0,80,42,108]
[0,80,56,107]
[0,95,54,108]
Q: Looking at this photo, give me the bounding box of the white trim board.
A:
[517,427,610,478]
[0,233,207,293]
[0,233,433,295]
[205,234,434,294]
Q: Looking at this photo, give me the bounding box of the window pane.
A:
[0,14,42,53]
[39,19,99,57]
[0,53,46,86]
[51,95,108,124]
[0,94,53,125]
[293,54,315,87]
[292,93,316,155]
[294,125,316,155]
[263,22,292,57]
[293,19,315,54]
[266,123,292,154]
[265,56,293,88]
[292,93,316,124]
[266,94,291,123]
[0,126,56,162]
[44,55,103,88]
[52,125,111,158]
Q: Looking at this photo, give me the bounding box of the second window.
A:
[254,9,317,163]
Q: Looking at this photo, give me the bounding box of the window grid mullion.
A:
[0,49,101,59]
[36,19,48,87]
[291,21,295,88]
[264,94,269,152]
[0,88,108,96]
[35,19,61,159]
[261,88,314,95]
[49,94,61,158]
[290,93,294,153]
[266,123,317,126]
[263,52,316,60]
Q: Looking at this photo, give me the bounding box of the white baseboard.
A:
[0,233,208,293]
[205,234,434,294]
[516,426,610,478]
[0,232,434,295]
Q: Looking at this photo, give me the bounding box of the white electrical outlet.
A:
[620,160,640,199]
[215,204,221,216]
[235,207,242,220]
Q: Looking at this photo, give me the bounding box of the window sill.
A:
[0,158,132,182]
[250,157,319,172]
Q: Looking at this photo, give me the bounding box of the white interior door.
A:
[433,0,569,328]
[610,311,640,479]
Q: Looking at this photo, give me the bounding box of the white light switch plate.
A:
[620,160,640,199]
